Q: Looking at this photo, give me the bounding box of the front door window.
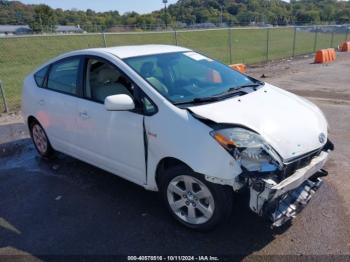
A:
[85,59,132,103]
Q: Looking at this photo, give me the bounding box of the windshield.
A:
[124,51,259,105]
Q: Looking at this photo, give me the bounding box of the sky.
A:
[17,0,179,14]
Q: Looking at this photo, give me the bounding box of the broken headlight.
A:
[210,128,281,172]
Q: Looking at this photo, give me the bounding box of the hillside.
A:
[166,0,350,25]
[0,0,349,32]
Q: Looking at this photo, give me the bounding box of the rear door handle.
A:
[79,111,90,120]
[38,99,45,106]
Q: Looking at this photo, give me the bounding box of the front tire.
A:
[29,121,54,158]
[159,165,233,231]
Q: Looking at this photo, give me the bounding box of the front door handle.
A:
[38,99,45,106]
[79,111,90,120]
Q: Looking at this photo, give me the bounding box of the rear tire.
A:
[29,120,54,158]
[159,165,233,231]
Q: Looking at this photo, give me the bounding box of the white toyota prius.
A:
[22,45,334,230]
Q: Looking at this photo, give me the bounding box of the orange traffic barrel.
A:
[341,42,350,52]
[315,48,336,63]
[229,64,247,73]
[328,48,336,61]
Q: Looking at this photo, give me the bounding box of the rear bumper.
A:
[249,151,329,227]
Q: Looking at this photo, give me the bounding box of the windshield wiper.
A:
[231,82,264,90]
[173,96,220,106]
[175,87,249,106]
[219,82,264,96]
[173,82,265,106]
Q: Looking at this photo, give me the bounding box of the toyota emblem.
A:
[319,133,326,144]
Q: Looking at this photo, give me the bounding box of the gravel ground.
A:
[1,53,350,260]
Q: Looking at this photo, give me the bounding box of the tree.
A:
[237,11,256,25]
[295,10,320,24]
[1,0,350,31]
[29,4,56,33]
[335,9,350,24]
[321,4,335,21]
[227,3,240,16]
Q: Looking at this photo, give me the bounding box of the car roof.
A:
[33,45,193,74]
[83,45,191,59]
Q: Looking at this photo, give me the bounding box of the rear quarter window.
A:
[34,66,49,87]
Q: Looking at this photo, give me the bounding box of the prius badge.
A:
[319,133,326,144]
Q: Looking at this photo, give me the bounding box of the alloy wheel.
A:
[167,175,215,225]
[32,124,48,154]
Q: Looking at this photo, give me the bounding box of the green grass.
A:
[0,28,348,111]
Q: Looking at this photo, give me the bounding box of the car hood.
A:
[189,83,328,161]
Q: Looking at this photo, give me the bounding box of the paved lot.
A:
[1,53,350,260]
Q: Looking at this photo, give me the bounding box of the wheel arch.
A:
[27,115,38,129]
[27,115,41,132]
[155,157,193,189]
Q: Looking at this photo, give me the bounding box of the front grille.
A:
[281,149,321,179]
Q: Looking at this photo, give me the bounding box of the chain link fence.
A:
[0,24,349,112]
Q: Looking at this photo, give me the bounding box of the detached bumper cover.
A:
[249,151,329,227]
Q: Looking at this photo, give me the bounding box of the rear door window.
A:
[47,58,81,95]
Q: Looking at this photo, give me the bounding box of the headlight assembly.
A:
[210,128,282,173]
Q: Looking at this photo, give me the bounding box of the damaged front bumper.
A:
[248,150,329,227]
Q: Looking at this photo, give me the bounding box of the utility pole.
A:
[220,5,223,26]
[262,0,266,25]
[163,0,168,29]
[39,13,44,33]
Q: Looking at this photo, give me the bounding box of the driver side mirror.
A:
[105,94,135,111]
